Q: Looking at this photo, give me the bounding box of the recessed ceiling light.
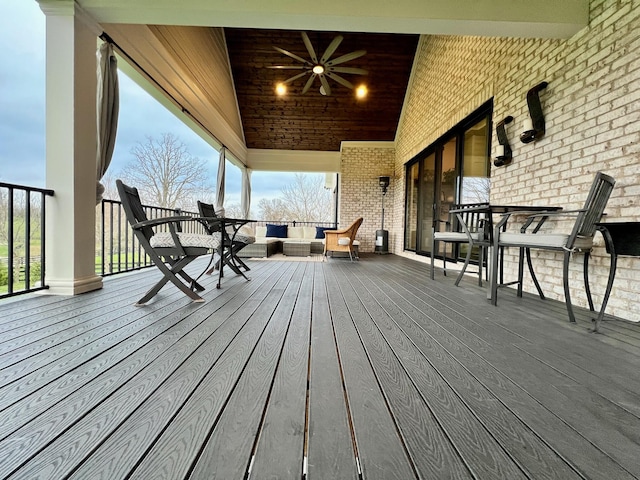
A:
[356,84,368,99]
[275,82,287,96]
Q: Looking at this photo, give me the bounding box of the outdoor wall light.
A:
[494,115,514,167]
[520,81,549,144]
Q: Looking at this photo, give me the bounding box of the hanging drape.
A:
[96,41,119,204]
[241,167,252,219]
[215,147,226,216]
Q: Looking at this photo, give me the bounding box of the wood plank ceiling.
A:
[225,29,419,152]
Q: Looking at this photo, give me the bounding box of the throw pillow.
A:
[266,223,288,238]
[315,226,331,239]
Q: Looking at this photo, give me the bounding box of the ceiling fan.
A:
[268,32,367,95]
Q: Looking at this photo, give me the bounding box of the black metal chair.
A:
[490,171,616,324]
[197,201,254,280]
[116,180,220,305]
[430,203,492,286]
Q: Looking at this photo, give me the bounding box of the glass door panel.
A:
[419,153,436,253]
[461,117,490,203]
[405,162,419,250]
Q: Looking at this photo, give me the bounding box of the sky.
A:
[0,0,302,211]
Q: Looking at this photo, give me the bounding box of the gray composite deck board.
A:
[306,264,359,480]
[250,262,314,479]
[0,254,639,479]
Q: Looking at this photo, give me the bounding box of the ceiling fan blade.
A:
[283,71,310,85]
[325,72,354,89]
[328,66,368,75]
[319,75,332,96]
[301,32,318,63]
[302,74,317,94]
[267,65,307,69]
[327,67,369,75]
[325,50,366,67]
[273,46,310,65]
[320,35,343,63]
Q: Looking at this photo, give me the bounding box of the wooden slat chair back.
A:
[430,202,492,286]
[197,201,253,276]
[490,171,616,325]
[323,217,364,261]
[117,180,219,305]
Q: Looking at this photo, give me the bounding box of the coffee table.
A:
[283,240,311,256]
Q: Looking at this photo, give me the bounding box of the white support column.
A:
[39,0,103,295]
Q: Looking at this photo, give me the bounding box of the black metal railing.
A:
[98,200,204,277]
[0,182,54,300]
[96,202,337,276]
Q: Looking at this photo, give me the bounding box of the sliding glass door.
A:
[404,102,491,256]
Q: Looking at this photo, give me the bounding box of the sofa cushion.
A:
[288,226,305,239]
[255,226,267,237]
[266,223,288,238]
[303,226,316,239]
[315,226,332,239]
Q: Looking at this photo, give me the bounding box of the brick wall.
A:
[343,0,640,321]
[339,143,395,253]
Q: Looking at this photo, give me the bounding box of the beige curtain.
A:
[215,147,226,216]
[96,42,119,204]
[241,167,251,219]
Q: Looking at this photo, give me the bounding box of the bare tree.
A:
[262,173,333,222]
[118,133,209,209]
[257,197,290,221]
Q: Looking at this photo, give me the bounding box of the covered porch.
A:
[1,255,639,479]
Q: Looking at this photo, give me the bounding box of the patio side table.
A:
[593,222,640,331]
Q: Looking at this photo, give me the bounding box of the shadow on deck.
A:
[0,254,639,479]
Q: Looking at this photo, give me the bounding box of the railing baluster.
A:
[0,182,54,299]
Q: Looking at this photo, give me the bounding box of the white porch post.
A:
[39,0,103,295]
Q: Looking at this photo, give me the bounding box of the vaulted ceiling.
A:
[80,0,589,168]
[224,29,419,152]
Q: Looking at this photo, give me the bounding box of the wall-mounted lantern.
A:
[494,115,514,167]
[520,81,549,143]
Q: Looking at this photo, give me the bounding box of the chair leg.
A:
[562,250,577,323]
[430,236,436,280]
[136,254,204,305]
[477,245,484,287]
[454,241,473,287]
[583,251,594,312]
[525,248,545,300]
[490,237,500,306]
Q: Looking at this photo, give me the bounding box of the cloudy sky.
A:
[0,0,302,210]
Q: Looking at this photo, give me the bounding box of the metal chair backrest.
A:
[568,171,616,247]
[116,179,154,242]
[450,202,492,242]
[197,201,222,235]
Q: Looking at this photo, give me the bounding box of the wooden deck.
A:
[1,254,639,480]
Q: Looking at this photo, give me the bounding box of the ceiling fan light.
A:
[356,84,368,99]
[319,85,327,96]
[312,65,325,75]
[275,82,287,96]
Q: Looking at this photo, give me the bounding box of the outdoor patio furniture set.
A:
[117,179,362,306]
[238,223,361,258]
[430,171,618,331]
